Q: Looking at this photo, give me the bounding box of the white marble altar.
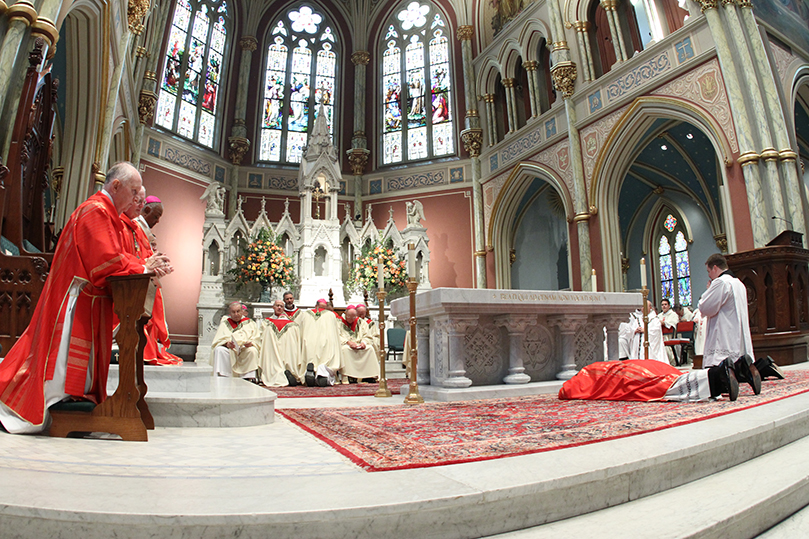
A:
[389,288,639,391]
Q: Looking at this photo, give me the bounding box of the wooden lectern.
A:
[726,230,809,365]
[49,274,155,441]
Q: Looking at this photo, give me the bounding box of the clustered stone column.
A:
[494,315,535,384]
[228,35,257,166]
[593,314,624,362]
[443,316,475,387]
[457,24,487,288]
[483,94,496,146]
[501,77,518,134]
[347,50,370,220]
[550,314,588,380]
[572,21,594,83]
[522,60,539,118]
[416,321,430,385]
[600,0,627,62]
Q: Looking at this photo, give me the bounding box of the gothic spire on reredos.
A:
[302,85,334,162]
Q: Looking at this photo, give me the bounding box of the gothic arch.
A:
[518,19,553,62]
[497,38,523,79]
[788,67,809,155]
[591,96,736,291]
[476,58,502,96]
[488,162,574,288]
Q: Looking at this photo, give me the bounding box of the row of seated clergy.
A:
[210,299,380,386]
[118,188,181,365]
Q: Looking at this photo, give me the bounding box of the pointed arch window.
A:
[658,213,692,305]
[381,2,454,165]
[259,5,338,164]
[156,0,230,148]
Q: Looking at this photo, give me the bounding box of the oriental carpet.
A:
[277,371,809,471]
[270,377,409,398]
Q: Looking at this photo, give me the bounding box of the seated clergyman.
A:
[338,306,380,383]
[211,301,260,382]
[258,300,303,387]
[355,304,380,356]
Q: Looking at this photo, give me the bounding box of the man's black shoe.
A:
[723,358,739,402]
[316,375,330,387]
[305,363,316,387]
[734,355,761,395]
[755,356,785,380]
[284,370,299,387]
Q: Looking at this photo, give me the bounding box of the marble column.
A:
[494,314,535,384]
[97,29,133,174]
[573,22,594,83]
[523,60,539,117]
[502,77,517,133]
[227,35,257,167]
[483,94,497,145]
[349,50,370,220]
[593,314,623,362]
[697,0,769,246]
[0,1,36,118]
[601,0,626,62]
[416,321,431,385]
[443,316,475,388]
[550,314,588,379]
[738,0,806,237]
[458,25,487,288]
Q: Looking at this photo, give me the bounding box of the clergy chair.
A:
[387,328,407,363]
[49,274,155,441]
[663,322,693,367]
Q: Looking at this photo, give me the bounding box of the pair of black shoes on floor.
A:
[733,355,762,396]
[754,356,785,380]
[305,363,316,387]
[707,358,739,401]
[284,370,299,387]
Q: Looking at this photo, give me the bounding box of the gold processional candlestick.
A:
[404,276,424,404]
[375,289,392,398]
[642,285,650,360]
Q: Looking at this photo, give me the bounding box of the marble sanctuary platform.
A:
[107,363,276,428]
[389,288,641,395]
[1,364,808,538]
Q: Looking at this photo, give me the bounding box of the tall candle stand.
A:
[403,277,424,405]
[642,285,650,360]
[375,290,392,398]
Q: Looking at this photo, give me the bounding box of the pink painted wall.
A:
[140,161,206,342]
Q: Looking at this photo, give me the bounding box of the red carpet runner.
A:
[271,378,409,398]
[278,372,809,471]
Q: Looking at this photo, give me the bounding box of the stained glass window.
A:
[259,5,338,163]
[658,216,692,306]
[157,0,229,148]
[381,2,454,165]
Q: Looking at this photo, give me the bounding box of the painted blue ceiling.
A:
[514,177,545,220]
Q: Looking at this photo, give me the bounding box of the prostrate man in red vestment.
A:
[120,191,182,366]
[0,162,172,434]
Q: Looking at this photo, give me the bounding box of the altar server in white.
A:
[259,300,303,386]
[698,254,755,368]
[211,302,260,380]
[299,299,342,372]
[618,301,668,363]
[339,307,380,381]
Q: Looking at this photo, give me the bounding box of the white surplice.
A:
[299,309,341,370]
[697,272,754,368]
[210,316,261,376]
[618,309,668,363]
[258,318,302,386]
[338,319,380,379]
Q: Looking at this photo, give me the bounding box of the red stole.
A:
[266,317,294,331]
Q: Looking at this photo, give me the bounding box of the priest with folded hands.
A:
[299,298,342,383]
[339,306,380,383]
[211,301,260,382]
[259,300,303,386]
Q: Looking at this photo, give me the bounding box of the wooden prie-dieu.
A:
[49,274,155,441]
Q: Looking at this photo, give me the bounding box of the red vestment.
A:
[0,192,144,426]
[120,215,182,366]
[558,360,683,402]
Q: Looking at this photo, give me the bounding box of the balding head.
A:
[344,307,358,324]
[104,162,142,214]
[356,304,368,319]
[125,186,146,219]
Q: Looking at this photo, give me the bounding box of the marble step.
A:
[108,362,213,393]
[756,502,809,537]
[488,426,809,538]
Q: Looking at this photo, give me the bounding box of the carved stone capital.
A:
[501,77,515,88]
[143,70,157,82]
[592,314,625,331]
[92,162,105,187]
[549,314,588,334]
[351,50,370,65]
[494,315,536,334]
[445,316,479,335]
[523,60,538,71]
[457,25,473,41]
[573,20,591,32]
[128,0,151,32]
[239,35,258,51]
[714,233,728,253]
[346,148,370,176]
[51,166,64,197]
[228,136,250,166]
[551,61,577,98]
[737,0,752,8]
[460,128,483,158]
[138,89,157,124]
[698,0,719,11]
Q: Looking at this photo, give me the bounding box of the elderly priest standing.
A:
[259,300,303,386]
[211,302,261,381]
[339,306,380,382]
[0,162,172,434]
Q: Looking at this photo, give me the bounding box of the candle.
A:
[591,269,597,292]
[408,243,416,281]
[640,257,647,288]
[378,258,384,291]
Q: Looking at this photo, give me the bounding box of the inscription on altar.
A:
[497,292,606,302]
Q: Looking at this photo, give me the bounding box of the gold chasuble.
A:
[259,318,302,386]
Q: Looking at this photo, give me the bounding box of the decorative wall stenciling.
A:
[769,40,797,92]
[588,90,603,114]
[214,165,226,183]
[449,167,464,183]
[533,139,574,194]
[500,125,542,165]
[370,179,382,194]
[490,154,499,172]
[580,105,628,185]
[386,170,445,191]
[545,117,556,138]
[164,147,213,177]
[482,169,512,237]
[267,176,298,191]
[605,53,671,101]
[652,59,738,154]
[147,138,161,157]
[675,37,695,64]
[248,173,262,188]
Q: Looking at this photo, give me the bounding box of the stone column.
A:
[593,314,623,362]
[600,0,626,62]
[97,29,134,178]
[0,1,36,126]
[444,316,476,387]
[349,50,370,219]
[416,320,431,385]
[738,0,806,237]
[573,21,594,83]
[550,314,588,379]
[502,77,517,133]
[523,60,539,118]
[483,94,496,146]
[227,35,257,169]
[494,314,535,384]
[458,25,487,288]
[697,0,769,246]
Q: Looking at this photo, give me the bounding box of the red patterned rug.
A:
[270,378,409,398]
[278,371,809,471]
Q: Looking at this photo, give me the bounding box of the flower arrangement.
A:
[348,241,408,296]
[229,228,295,292]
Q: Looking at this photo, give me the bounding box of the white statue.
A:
[406,200,425,227]
[344,202,352,220]
[200,182,226,214]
